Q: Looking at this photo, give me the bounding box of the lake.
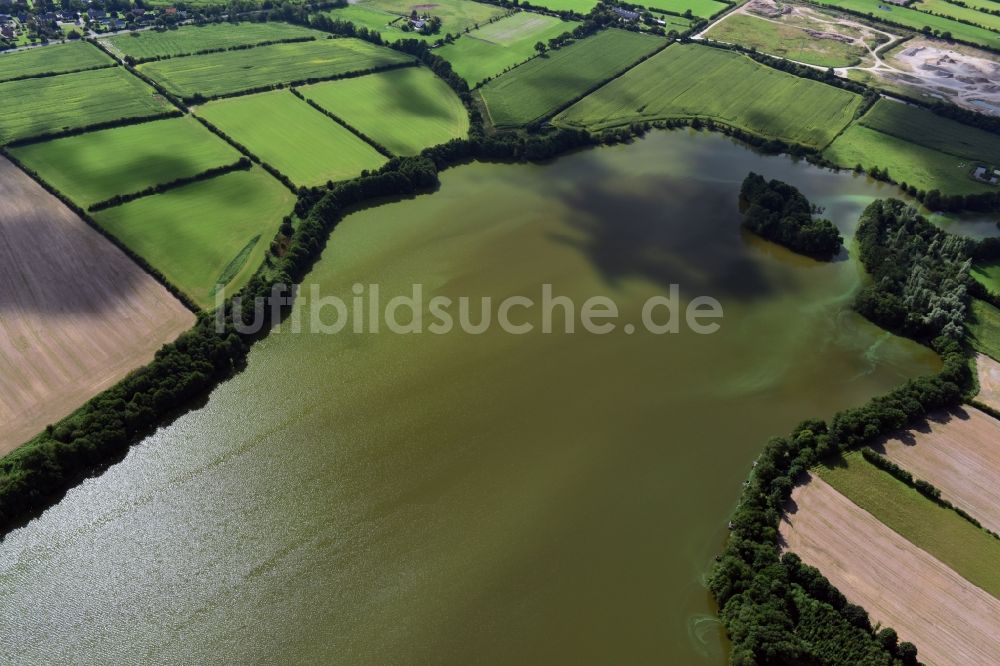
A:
[0,131,942,664]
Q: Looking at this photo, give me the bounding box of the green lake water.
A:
[0,131,942,664]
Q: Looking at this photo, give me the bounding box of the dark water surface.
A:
[0,132,941,665]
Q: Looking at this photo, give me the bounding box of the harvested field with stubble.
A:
[781,474,1000,666]
[977,353,1000,410]
[873,407,1000,535]
[0,157,195,455]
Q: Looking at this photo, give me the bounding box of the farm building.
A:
[613,6,640,20]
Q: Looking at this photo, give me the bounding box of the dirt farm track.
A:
[781,475,1000,666]
[0,156,195,455]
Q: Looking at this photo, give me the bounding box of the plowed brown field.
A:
[781,475,1000,666]
[0,156,195,455]
[976,353,1000,411]
[874,407,1000,535]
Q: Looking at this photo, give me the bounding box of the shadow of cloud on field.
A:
[0,156,188,316]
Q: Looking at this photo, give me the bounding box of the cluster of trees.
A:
[739,172,843,260]
[88,157,252,211]
[854,199,973,341]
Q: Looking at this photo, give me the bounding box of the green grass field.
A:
[824,125,995,195]
[10,116,241,208]
[0,41,113,82]
[102,22,323,60]
[357,0,508,34]
[299,67,470,155]
[818,451,1000,599]
[522,0,599,12]
[479,29,665,128]
[859,99,1000,165]
[138,37,414,99]
[970,299,1000,361]
[0,67,174,145]
[197,90,388,185]
[706,13,867,67]
[913,0,1000,31]
[647,0,729,18]
[92,167,295,308]
[437,12,579,86]
[554,43,861,149]
[651,13,695,33]
[972,262,1000,293]
[810,0,1000,50]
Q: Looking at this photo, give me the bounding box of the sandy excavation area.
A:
[976,353,1000,411]
[0,156,195,455]
[781,475,1000,666]
[878,39,1000,115]
[873,406,1000,534]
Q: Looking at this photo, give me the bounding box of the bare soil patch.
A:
[0,156,195,455]
[782,475,1000,666]
[873,406,1000,534]
[879,38,1000,115]
[976,353,1000,411]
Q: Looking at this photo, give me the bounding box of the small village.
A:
[0,3,187,49]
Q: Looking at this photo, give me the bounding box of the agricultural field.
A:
[9,116,241,208]
[913,0,1000,31]
[704,12,868,67]
[196,90,388,185]
[298,67,470,155]
[781,474,1000,666]
[138,38,414,99]
[554,43,861,149]
[823,125,996,196]
[92,167,296,308]
[970,299,1000,362]
[859,99,1000,165]
[0,156,194,455]
[0,67,173,145]
[809,0,1000,50]
[818,451,1000,599]
[356,0,508,34]
[437,12,579,86]
[873,407,1000,534]
[977,353,1000,410]
[647,0,730,18]
[0,40,112,82]
[509,0,598,13]
[101,21,324,61]
[479,29,665,128]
